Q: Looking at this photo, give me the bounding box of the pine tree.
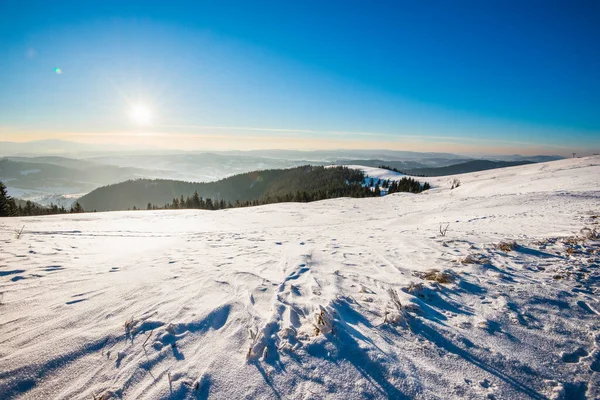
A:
[0,181,16,217]
[192,191,201,208]
[70,202,85,213]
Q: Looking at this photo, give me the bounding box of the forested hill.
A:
[78,166,369,211]
[405,160,535,176]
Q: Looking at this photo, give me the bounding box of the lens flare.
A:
[54,68,63,74]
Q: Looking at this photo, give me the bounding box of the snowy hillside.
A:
[1,156,599,399]
[334,164,405,182]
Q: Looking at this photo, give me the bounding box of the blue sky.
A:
[1,0,599,155]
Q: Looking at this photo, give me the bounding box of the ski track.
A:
[0,156,599,399]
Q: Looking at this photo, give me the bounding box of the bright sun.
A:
[130,105,152,125]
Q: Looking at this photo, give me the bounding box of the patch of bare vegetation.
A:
[92,388,122,400]
[421,269,455,284]
[314,305,334,335]
[580,227,599,240]
[563,236,584,245]
[460,254,490,265]
[246,327,263,360]
[403,282,425,295]
[495,241,516,252]
[124,317,136,335]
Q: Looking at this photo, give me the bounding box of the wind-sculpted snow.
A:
[0,156,599,399]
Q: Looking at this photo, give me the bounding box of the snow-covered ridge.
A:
[0,156,599,399]
[332,164,405,181]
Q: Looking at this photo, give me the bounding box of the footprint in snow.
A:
[66,299,87,305]
[43,265,64,272]
[591,352,600,372]
[591,335,600,372]
[561,348,588,363]
[577,300,599,315]
[0,269,25,277]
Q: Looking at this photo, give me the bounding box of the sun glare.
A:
[130,105,152,125]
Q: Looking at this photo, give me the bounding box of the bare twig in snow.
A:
[142,330,154,347]
[15,225,25,240]
[439,223,449,237]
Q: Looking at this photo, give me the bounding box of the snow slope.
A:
[1,156,599,400]
[335,164,405,182]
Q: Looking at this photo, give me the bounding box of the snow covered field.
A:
[1,157,599,399]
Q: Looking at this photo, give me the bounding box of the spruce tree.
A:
[70,202,85,213]
[192,191,201,208]
[0,181,16,217]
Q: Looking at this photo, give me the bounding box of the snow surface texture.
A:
[1,157,599,400]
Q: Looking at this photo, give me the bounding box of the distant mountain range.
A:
[0,139,565,163]
[0,158,149,192]
[0,140,566,207]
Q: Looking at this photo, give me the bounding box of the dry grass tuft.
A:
[92,389,121,400]
[246,328,260,359]
[563,236,584,245]
[495,241,516,252]
[460,254,489,265]
[124,317,135,334]
[314,305,334,335]
[404,282,425,295]
[581,227,599,240]
[422,269,455,284]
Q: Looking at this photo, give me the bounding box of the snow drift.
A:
[1,156,599,399]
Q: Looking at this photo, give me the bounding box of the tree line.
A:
[144,176,430,211]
